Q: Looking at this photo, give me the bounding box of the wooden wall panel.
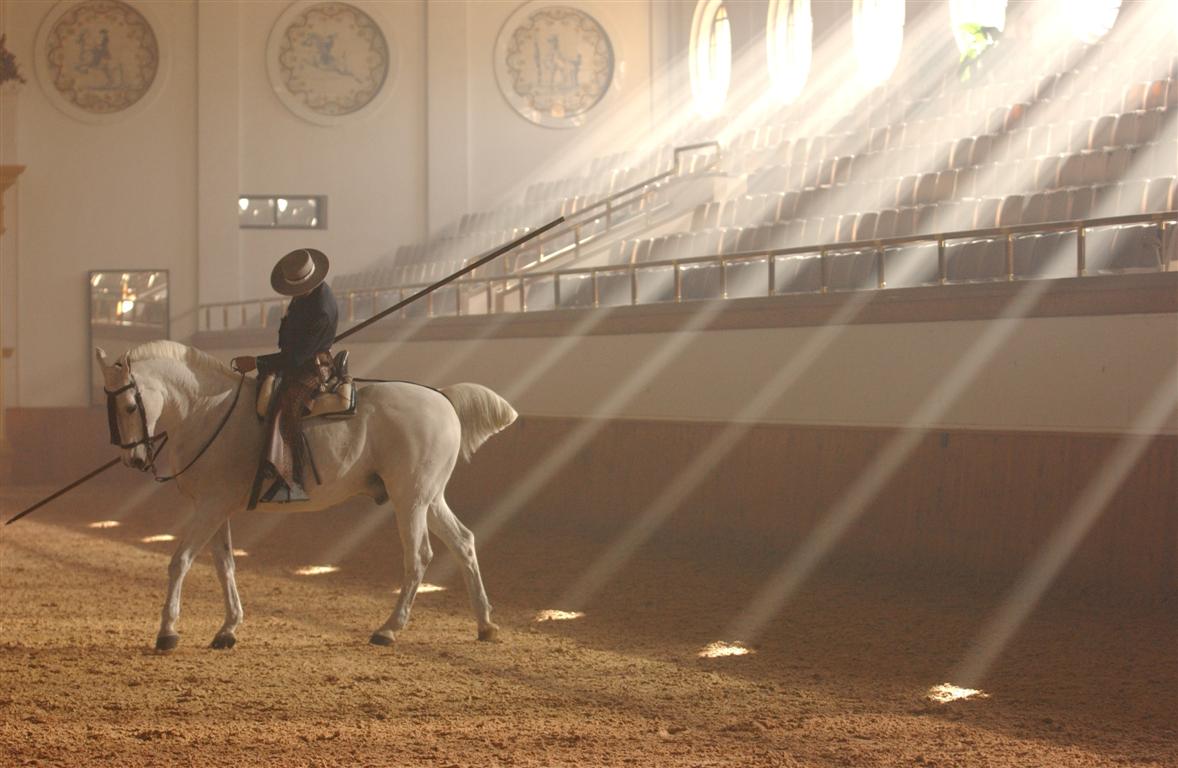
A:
[7,408,1174,596]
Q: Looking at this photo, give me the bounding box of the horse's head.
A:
[95,347,166,472]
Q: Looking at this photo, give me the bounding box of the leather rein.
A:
[105,362,247,483]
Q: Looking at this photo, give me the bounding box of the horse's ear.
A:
[95,347,110,369]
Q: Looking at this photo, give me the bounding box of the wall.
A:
[234,0,428,299]
[461,1,655,217]
[2,0,198,408]
[0,0,662,408]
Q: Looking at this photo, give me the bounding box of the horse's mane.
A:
[125,340,235,378]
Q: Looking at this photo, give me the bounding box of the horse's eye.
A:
[125,405,137,414]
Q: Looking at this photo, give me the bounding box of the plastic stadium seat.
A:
[1137,110,1163,144]
[894,207,919,238]
[997,195,1024,227]
[869,126,888,153]
[1110,112,1138,147]
[777,191,800,221]
[970,134,994,165]
[1033,155,1061,189]
[894,175,918,208]
[874,209,898,239]
[1057,154,1085,187]
[1093,114,1119,149]
[1122,82,1148,113]
[1113,180,1147,215]
[973,197,1002,229]
[949,137,974,169]
[1102,146,1134,183]
[1144,176,1174,210]
[718,227,743,254]
[833,155,854,186]
[932,170,957,202]
[1069,188,1095,220]
[854,211,878,241]
[914,173,937,205]
[884,242,939,287]
[835,214,858,243]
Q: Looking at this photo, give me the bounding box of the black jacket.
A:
[257,283,339,376]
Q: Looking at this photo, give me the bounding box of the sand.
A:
[0,482,1174,767]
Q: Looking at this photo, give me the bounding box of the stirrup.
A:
[260,478,309,504]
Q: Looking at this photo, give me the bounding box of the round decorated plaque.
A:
[494,2,615,129]
[266,1,394,126]
[35,0,166,123]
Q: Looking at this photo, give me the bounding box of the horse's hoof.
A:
[155,634,180,652]
[369,631,395,647]
[210,633,237,650]
[477,624,500,642]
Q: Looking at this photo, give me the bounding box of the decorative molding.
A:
[266,1,395,127]
[494,2,615,129]
[34,0,168,124]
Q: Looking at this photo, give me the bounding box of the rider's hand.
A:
[231,355,257,373]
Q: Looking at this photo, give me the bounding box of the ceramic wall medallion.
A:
[494,3,615,129]
[267,1,393,126]
[35,0,165,122]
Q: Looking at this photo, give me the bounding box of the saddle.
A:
[255,350,356,421]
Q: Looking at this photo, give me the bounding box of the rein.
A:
[105,366,247,483]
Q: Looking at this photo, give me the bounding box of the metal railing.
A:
[199,142,722,332]
[198,209,1175,333]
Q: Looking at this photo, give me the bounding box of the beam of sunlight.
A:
[140,534,175,543]
[726,277,1056,643]
[952,364,1178,688]
[698,641,754,658]
[395,583,446,595]
[534,609,585,622]
[87,520,120,529]
[294,565,339,576]
[232,548,249,557]
[926,683,989,703]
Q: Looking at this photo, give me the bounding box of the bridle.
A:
[104,360,246,483]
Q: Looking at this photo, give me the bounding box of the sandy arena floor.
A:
[0,481,1175,767]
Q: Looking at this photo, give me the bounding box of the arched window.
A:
[690,0,732,117]
[949,0,1007,54]
[766,0,813,105]
[852,0,905,89]
[1067,0,1120,44]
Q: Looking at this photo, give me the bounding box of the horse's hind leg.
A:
[210,522,243,650]
[370,502,432,646]
[427,496,498,641]
[157,504,226,651]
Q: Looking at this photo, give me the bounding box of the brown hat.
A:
[271,248,329,296]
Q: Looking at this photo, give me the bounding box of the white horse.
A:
[95,341,517,651]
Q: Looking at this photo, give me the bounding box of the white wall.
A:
[3,0,198,408]
[1,0,663,407]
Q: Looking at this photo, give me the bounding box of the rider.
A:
[233,248,338,507]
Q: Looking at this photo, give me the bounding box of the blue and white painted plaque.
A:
[495,3,615,129]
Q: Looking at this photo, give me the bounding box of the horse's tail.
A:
[439,383,518,462]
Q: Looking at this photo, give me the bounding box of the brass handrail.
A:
[199,208,1174,331]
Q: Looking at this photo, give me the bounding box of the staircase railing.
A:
[198,141,722,332]
[198,208,1175,332]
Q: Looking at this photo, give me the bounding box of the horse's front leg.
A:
[156,505,227,651]
[210,521,243,650]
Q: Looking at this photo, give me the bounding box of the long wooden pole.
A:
[334,215,564,343]
[6,217,565,526]
[5,458,120,526]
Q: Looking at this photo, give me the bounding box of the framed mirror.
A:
[88,270,169,405]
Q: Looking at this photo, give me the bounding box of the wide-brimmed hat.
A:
[271,248,329,296]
